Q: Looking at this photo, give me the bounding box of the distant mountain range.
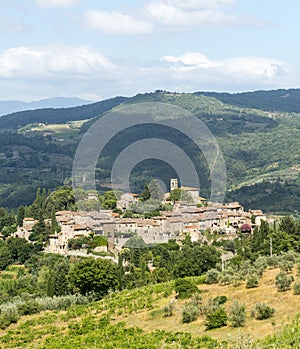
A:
[0,97,93,117]
[0,96,128,130]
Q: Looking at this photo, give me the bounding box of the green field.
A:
[18,119,88,140]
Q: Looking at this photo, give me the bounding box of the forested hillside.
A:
[0,90,299,214]
[197,88,300,113]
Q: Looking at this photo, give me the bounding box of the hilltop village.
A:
[13,179,270,260]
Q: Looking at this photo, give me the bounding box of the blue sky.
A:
[0,0,299,101]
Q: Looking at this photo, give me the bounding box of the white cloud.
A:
[163,0,236,11]
[0,46,295,101]
[83,10,153,35]
[162,52,290,79]
[145,0,238,28]
[81,0,259,35]
[220,56,290,80]
[163,52,217,68]
[0,45,117,79]
[161,52,294,90]
[35,0,81,8]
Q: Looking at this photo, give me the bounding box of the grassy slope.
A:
[1,268,300,348]
[121,267,300,341]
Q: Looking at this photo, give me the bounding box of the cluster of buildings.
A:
[13,179,269,257]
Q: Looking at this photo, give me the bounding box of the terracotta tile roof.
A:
[118,219,137,224]
[182,217,198,223]
[73,224,89,231]
[57,217,73,222]
[248,209,264,216]
[180,186,199,191]
[55,210,74,216]
[167,218,182,223]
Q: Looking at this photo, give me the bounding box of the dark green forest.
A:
[0,90,299,214]
[197,88,300,113]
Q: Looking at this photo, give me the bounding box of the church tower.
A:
[170,178,178,191]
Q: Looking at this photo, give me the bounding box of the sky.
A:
[0,0,299,101]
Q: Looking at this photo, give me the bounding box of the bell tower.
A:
[170,178,178,191]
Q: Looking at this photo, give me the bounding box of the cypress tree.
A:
[17,206,25,227]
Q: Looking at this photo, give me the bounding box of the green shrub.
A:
[293,281,300,295]
[175,278,198,299]
[17,300,41,316]
[267,256,279,268]
[246,274,259,288]
[213,295,227,306]
[0,294,91,330]
[275,271,294,292]
[206,269,220,284]
[229,301,246,327]
[205,307,227,330]
[278,260,294,273]
[36,294,89,311]
[1,272,15,280]
[191,293,202,306]
[181,294,204,323]
[182,303,199,323]
[239,260,252,277]
[189,275,206,285]
[0,303,20,329]
[254,256,268,270]
[251,302,275,320]
[253,256,268,277]
[8,265,25,273]
[232,274,243,287]
[218,272,231,285]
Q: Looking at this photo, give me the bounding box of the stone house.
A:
[23,218,36,231]
[222,202,244,214]
[14,218,37,240]
[115,218,138,234]
[180,186,200,204]
[117,193,139,210]
[164,217,183,235]
[248,209,267,226]
[87,192,99,201]
[198,212,220,231]
[135,219,168,243]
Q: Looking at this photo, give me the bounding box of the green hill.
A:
[197,88,300,113]
[1,268,300,348]
[0,96,127,131]
[0,90,299,214]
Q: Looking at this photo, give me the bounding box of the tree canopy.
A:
[68,258,118,298]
